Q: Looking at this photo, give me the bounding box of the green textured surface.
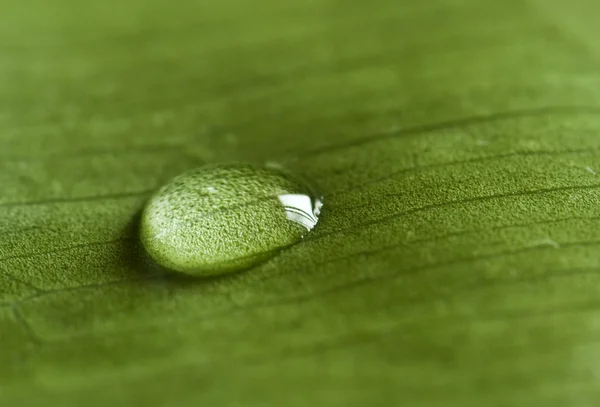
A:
[140,164,319,275]
[2,0,600,406]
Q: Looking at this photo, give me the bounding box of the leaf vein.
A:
[293,106,600,158]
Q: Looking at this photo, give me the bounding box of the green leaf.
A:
[2,0,600,405]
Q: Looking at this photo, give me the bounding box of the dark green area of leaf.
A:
[2,0,600,405]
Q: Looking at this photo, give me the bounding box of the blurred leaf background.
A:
[2,0,600,405]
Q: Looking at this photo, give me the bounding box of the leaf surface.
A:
[2,0,600,405]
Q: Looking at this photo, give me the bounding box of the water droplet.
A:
[140,163,323,276]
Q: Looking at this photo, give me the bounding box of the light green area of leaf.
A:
[2,0,600,405]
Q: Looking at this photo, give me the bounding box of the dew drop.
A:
[140,163,323,276]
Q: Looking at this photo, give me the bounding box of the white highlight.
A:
[533,237,560,249]
[278,194,321,231]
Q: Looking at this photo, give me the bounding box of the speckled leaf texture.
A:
[2,0,600,406]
